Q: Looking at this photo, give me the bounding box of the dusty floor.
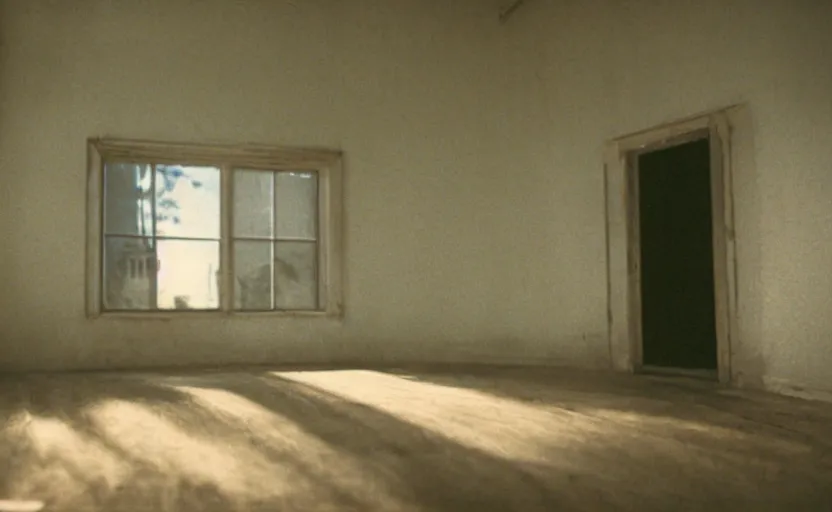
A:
[0,366,831,511]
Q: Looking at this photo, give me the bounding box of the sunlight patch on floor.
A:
[273,370,791,465]
[0,501,44,512]
[168,384,411,509]
[275,370,592,463]
[86,399,288,500]
[11,415,129,502]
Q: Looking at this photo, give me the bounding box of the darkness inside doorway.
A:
[638,137,717,370]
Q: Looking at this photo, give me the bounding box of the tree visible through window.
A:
[90,139,342,316]
[103,163,220,311]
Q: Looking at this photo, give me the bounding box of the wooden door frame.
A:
[604,106,741,384]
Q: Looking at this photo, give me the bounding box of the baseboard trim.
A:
[637,365,718,381]
[761,377,832,403]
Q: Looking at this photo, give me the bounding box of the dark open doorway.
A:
[637,136,718,372]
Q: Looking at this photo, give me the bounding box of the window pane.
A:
[234,241,273,311]
[104,163,153,236]
[275,172,317,240]
[275,242,317,310]
[103,236,155,310]
[156,240,220,310]
[155,165,221,239]
[234,170,274,238]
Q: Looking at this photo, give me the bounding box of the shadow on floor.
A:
[0,371,566,511]
[0,367,831,511]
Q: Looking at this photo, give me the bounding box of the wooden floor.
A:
[0,366,831,511]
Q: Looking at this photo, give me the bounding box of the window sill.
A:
[89,310,341,321]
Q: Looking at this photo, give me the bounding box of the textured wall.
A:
[502,0,832,397]
[0,0,609,370]
[3,0,829,398]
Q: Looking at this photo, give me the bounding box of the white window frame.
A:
[86,138,344,319]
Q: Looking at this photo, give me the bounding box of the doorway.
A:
[605,107,743,384]
[637,137,717,373]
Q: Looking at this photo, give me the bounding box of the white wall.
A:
[3,0,829,398]
[503,0,832,397]
[0,0,609,371]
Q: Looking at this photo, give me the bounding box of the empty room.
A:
[1,0,831,510]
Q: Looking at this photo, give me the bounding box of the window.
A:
[86,139,344,317]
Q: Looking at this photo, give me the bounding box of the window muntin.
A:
[232,170,319,312]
